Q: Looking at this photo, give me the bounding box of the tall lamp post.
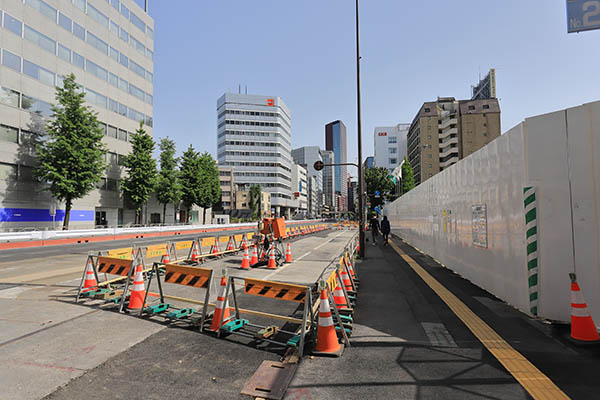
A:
[355,0,365,258]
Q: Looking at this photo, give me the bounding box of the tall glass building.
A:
[325,120,347,211]
[0,0,154,229]
[217,93,293,218]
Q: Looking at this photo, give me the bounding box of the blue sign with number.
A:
[567,0,600,33]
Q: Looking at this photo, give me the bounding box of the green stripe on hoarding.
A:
[523,186,538,316]
[524,193,536,207]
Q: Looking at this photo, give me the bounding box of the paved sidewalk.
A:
[285,237,600,399]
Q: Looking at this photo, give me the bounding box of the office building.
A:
[291,145,323,217]
[217,93,293,218]
[217,165,235,213]
[319,149,335,210]
[347,178,357,213]
[374,123,410,171]
[235,189,271,217]
[407,97,501,184]
[325,120,347,212]
[291,163,307,217]
[0,0,154,229]
[364,156,374,169]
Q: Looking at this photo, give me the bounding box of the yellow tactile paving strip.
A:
[389,240,569,400]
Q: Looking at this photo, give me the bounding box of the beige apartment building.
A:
[407,97,500,184]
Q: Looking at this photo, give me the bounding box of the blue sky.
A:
[150,1,600,164]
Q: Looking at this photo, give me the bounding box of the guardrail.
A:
[0,219,325,245]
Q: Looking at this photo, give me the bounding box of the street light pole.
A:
[355,0,365,258]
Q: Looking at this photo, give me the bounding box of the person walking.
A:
[369,214,380,245]
[381,215,391,246]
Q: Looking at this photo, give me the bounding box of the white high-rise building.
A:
[374,124,410,171]
[291,163,307,217]
[0,0,154,229]
[217,93,293,217]
[291,145,323,217]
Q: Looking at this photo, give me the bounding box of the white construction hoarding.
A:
[386,101,600,325]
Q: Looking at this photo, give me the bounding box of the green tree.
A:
[36,73,106,230]
[365,167,395,211]
[156,137,182,224]
[121,122,157,224]
[249,184,262,220]
[179,145,202,222]
[197,152,221,224]
[401,157,415,195]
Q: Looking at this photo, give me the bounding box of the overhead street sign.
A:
[567,0,600,33]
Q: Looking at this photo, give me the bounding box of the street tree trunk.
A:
[163,203,167,224]
[62,197,72,230]
[202,207,206,224]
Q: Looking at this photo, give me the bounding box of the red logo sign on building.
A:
[267,99,275,106]
[378,132,387,136]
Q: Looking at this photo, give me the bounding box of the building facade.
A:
[374,123,409,171]
[325,120,347,211]
[407,97,500,184]
[291,162,307,217]
[216,93,293,218]
[217,165,235,214]
[364,156,374,169]
[0,0,154,229]
[291,145,323,217]
[319,149,335,210]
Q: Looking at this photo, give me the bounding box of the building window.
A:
[24,25,56,54]
[0,124,18,143]
[87,31,108,55]
[86,60,108,81]
[483,104,490,109]
[119,27,129,43]
[2,50,21,72]
[118,129,128,141]
[424,108,430,112]
[0,87,20,108]
[389,158,397,164]
[389,147,397,154]
[23,60,55,86]
[72,22,84,41]
[25,0,56,21]
[87,4,109,28]
[388,136,397,144]
[72,51,85,69]
[58,44,71,62]
[110,20,119,35]
[3,13,23,36]
[73,0,86,12]
[468,105,475,110]
[107,125,117,138]
[58,12,72,32]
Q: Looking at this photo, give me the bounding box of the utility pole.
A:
[355,0,365,258]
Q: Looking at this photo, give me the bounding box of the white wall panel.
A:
[387,101,600,324]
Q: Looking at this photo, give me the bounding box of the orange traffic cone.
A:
[240,247,250,270]
[128,263,145,310]
[82,257,97,292]
[211,242,219,256]
[241,237,248,250]
[162,244,171,264]
[190,241,199,263]
[285,243,293,263]
[209,274,232,332]
[340,267,354,293]
[345,256,356,279]
[250,245,258,265]
[227,237,234,251]
[313,283,343,356]
[267,245,277,269]
[570,273,600,343]
[332,284,348,309]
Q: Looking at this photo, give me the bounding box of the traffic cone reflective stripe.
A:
[250,245,258,265]
[227,238,234,251]
[267,245,277,269]
[82,258,97,292]
[346,256,356,279]
[209,276,231,332]
[285,243,293,263]
[128,264,145,310]
[240,247,250,270]
[314,288,342,354]
[570,274,600,342]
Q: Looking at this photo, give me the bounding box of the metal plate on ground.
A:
[240,360,297,400]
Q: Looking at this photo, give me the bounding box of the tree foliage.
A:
[156,137,182,223]
[121,122,157,224]
[365,167,395,211]
[197,152,221,224]
[401,157,415,195]
[179,145,202,222]
[249,184,262,220]
[36,73,106,230]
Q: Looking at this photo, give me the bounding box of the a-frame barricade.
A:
[211,274,314,357]
[225,235,237,253]
[139,262,214,326]
[184,239,203,265]
[209,237,223,258]
[117,249,150,312]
